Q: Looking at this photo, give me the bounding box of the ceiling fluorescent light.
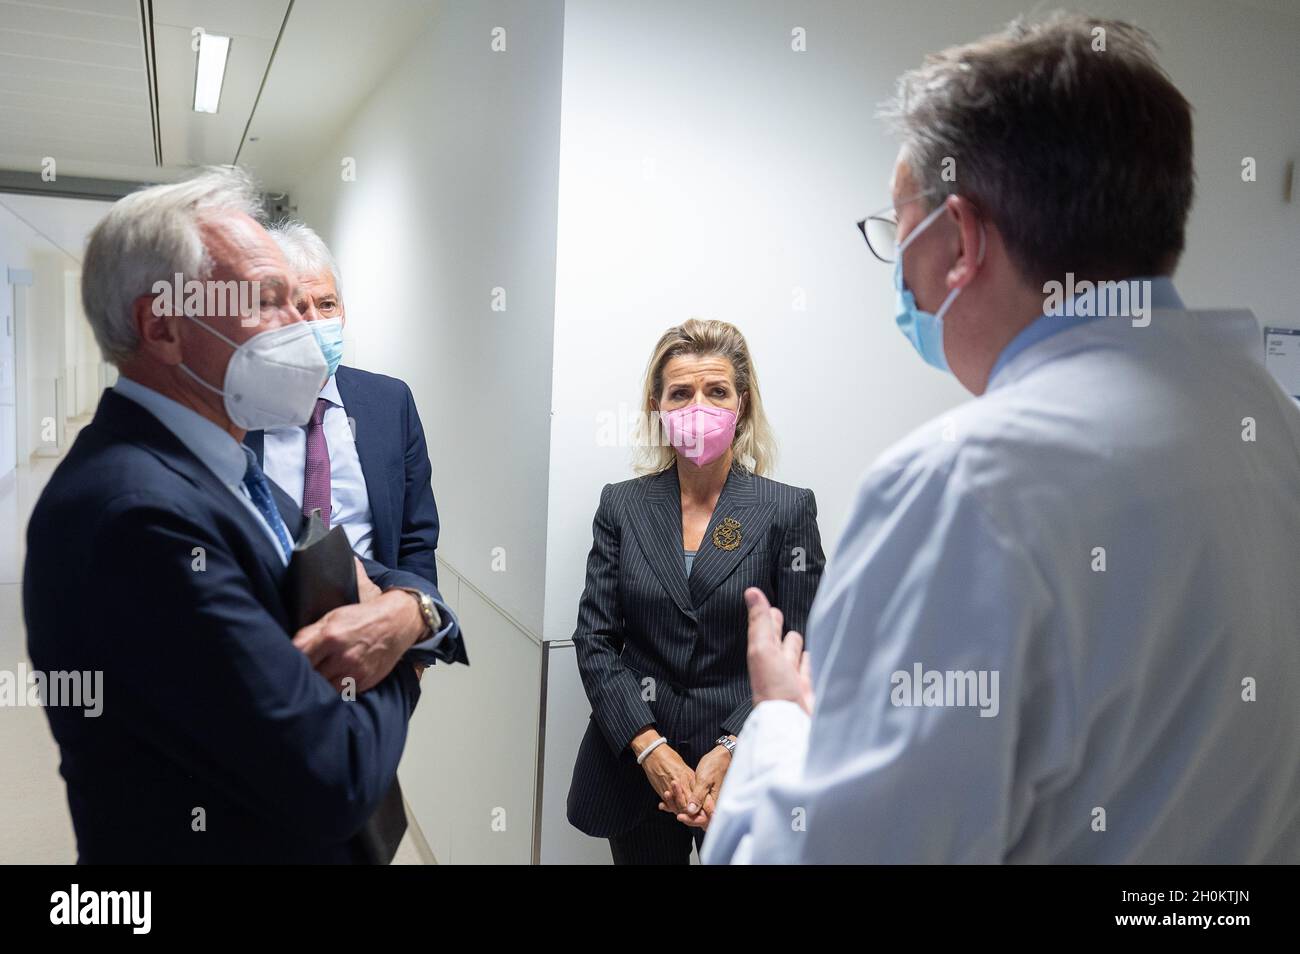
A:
[193,33,231,114]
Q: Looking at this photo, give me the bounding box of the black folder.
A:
[284,509,358,626]
[285,509,407,865]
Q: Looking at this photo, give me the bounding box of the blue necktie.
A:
[241,446,294,561]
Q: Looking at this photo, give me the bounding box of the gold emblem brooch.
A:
[712,516,742,551]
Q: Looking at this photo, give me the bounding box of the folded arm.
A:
[95,494,419,844]
[396,381,442,587]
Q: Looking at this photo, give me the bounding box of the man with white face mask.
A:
[23,167,463,863]
[704,14,1300,863]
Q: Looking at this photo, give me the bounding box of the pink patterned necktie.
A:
[302,397,332,527]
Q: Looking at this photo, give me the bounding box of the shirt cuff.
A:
[741,700,812,775]
[701,700,811,866]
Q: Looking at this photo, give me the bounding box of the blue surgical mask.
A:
[892,203,983,373]
[310,317,345,378]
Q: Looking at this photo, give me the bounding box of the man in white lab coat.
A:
[700,13,1300,863]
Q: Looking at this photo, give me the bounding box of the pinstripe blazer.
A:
[566,464,825,838]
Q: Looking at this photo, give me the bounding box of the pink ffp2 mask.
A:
[661,403,738,467]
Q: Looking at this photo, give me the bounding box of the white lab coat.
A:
[703,306,1300,863]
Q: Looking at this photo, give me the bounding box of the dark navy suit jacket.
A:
[23,389,460,863]
[566,465,826,838]
[244,365,442,588]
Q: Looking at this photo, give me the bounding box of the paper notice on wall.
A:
[1264,327,1300,399]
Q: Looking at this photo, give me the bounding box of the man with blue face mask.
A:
[702,13,1300,864]
[889,200,984,373]
[246,223,455,619]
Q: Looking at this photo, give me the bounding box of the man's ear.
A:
[132,294,184,366]
[944,194,984,291]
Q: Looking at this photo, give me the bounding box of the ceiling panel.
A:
[0,0,154,177]
[0,87,148,121]
[0,1,141,46]
[8,0,137,14]
[0,70,146,107]
[0,25,143,71]
[0,0,426,187]
[0,131,151,166]
[5,106,151,143]
[0,48,141,90]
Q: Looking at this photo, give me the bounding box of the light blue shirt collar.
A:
[989,276,1184,385]
[319,373,342,408]
[113,376,248,487]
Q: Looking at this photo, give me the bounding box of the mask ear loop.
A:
[176,361,226,396]
[897,201,950,256]
[174,313,239,397]
[935,221,988,322]
[182,312,241,349]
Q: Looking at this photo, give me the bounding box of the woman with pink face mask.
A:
[566,318,826,864]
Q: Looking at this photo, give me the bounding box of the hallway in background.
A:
[0,415,85,864]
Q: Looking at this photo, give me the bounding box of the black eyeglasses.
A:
[856,209,899,264]
[855,192,939,264]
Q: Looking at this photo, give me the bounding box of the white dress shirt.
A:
[703,297,1300,864]
[262,374,376,559]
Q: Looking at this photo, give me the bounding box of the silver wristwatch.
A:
[716,735,737,754]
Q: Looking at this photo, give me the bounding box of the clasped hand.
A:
[645,741,730,830]
[291,558,426,692]
[648,587,814,831]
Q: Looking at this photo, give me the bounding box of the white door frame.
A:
[7,268,32,466]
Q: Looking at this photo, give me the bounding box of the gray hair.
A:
[81,165,263,365]
[267,220,343,298]
[879,12,1195,285]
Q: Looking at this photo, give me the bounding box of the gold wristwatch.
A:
[387,586,442,636]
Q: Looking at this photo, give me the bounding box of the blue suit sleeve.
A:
[397,382,441,587]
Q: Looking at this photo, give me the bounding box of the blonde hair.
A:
[633,318,777,476]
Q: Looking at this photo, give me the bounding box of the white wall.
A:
[62,270,98,420]
[537,0,1300,862]
[399,558,543,864]
[289,0,566,862]
[293,0,564,635]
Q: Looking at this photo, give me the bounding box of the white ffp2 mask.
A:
[177,317,327,430]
